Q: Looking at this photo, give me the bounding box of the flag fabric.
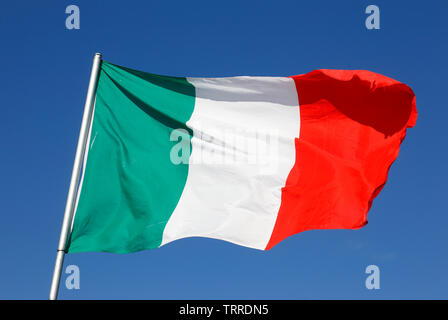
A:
[67,61,417,253]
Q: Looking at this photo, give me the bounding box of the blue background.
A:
[0,0,446,299]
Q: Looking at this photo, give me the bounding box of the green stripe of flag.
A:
[67,62,195,253]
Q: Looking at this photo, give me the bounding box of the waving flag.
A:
[66,61,417,253]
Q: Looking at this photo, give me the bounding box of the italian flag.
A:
[67,61,417,253]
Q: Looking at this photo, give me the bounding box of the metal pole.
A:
[49,53,102,300]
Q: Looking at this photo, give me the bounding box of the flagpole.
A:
[49,53,102,300]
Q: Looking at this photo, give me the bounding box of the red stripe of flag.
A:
[266,70,417,250]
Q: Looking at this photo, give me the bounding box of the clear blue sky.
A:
[0,0,446,299]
